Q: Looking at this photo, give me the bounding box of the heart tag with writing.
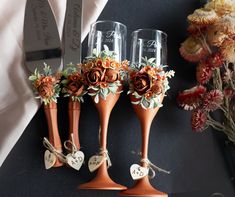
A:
[44,150,56,169]
[66,151,84,171]
[130,164,149,180]
[88,155,104,172]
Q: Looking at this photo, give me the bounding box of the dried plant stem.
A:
[199,35,212,54]
[207,115,235,142]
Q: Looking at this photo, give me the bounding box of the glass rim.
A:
[90,20,127,30]
[132,28,167,37]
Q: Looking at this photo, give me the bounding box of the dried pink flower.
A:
[206,52,224,69]
[177,85,207,110]
[222,69,234,83]
[203,89,224,111]
[224,88,235,99]
[191,109,208,132]
[196,61,212,84]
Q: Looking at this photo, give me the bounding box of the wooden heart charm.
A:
[88,155,104,172]
[44,150,56,169]
[67,151,84,171]
[130,164,149,180]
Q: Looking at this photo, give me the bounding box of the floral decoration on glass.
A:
[81,45,128,103]
[178,0,235,142]
[61,64,87,102]
[128,57,175,109]
[29,64,61,105]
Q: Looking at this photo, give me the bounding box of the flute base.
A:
[120,176,167,197]
[79,163,126,190]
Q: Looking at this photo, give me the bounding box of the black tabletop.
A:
[0,0,234,197]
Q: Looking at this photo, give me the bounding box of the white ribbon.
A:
[43,137,67,163]
[141,158,171,179]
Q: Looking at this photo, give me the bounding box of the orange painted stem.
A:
[79,90,127,190]
[68,98,81,149]
[93,93,120,150]
[119,95,167,196]
[44,101,63,167]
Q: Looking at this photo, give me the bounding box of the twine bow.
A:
[43,137,67,163]
[64,134,78,155]
[141,158,170,179]
[99,148,112,168]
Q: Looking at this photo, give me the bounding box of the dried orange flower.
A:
[187,25,207,36]
[205,0,235,16]
[180,36,209,62]
[215,14,235,35]
[220,39,235,63]
[206,24,227,46]
[188,8,219,26]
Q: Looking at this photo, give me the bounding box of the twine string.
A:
[141,158,170,179]
[64,134,78,155]
[43,137,67,163]
[99,148,112,168]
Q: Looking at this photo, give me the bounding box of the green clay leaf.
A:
[29,75,37,81]
[103,44,109,52]
[148,58,156,63]
[94,94,99,103]
[61,79,69,85]
[131,101,140,105]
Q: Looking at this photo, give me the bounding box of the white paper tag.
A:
[88,155,104,172]
[66,151,84,171]
[44,150,56,169]
[130,164,149,180]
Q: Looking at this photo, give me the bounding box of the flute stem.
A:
[68,99,81,149]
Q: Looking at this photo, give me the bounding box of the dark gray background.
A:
[0,0,234,196]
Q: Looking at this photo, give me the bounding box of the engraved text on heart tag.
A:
[88,155,104,172]
[67,151,84,171]
[44,150,56,169]
[130,164,149,180]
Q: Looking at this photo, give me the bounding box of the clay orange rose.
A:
[102,59,111,68]
[95,59,103,67]
[68,73,82,82]
[140,66,156,77]
[151,80,163,95]
[34,76,54,88]
[41,76,55,83]
[110,61,120,69]
[38,83,55,99]
[105,69,119,83]
[132,72,150,95]
[85,67,104,86]
[66,81,84,96]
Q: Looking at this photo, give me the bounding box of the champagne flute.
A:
[79,20,127,190]
[121,29,172,196]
